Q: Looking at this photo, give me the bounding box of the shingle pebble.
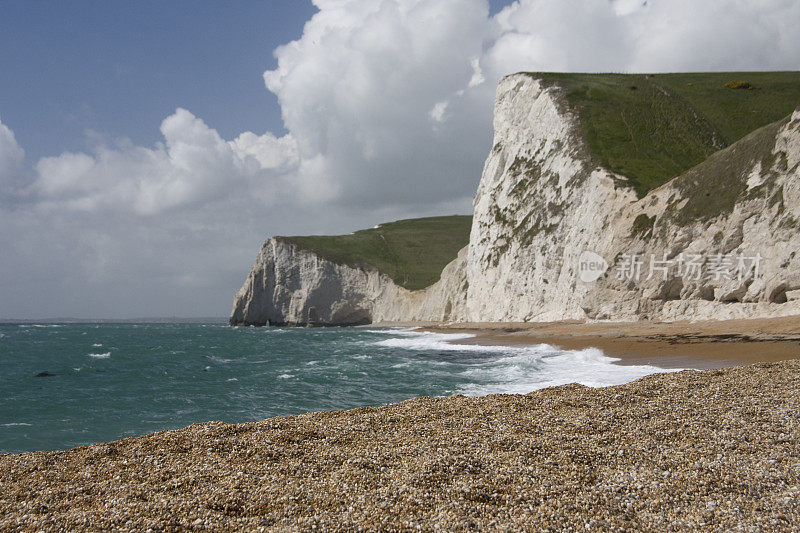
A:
[1,361,799,531]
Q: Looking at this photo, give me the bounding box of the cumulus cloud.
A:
[264,0,492,207]
[485,0,632,76]
[33,109,297,215]
[484,0,800,77]
[623,0,800,72]
[3,0,800,318]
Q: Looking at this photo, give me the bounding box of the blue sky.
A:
[0,1,317,161]
[1,1,513,163]
[1,0,798,319]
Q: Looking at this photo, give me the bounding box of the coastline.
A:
[395,316,800,370]
[2,360,798,530]
[3,321,800,529]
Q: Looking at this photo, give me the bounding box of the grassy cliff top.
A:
[278,215,472,291]
[530,71,800,196]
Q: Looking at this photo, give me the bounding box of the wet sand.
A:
[409,316,800,369]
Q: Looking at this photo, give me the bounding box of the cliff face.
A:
[465,75,800,321]
[229,238,466,326]
[231,74,800,326]
[464,75,636,321]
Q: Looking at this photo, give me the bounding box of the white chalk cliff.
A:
[229,239,467,326]
[231,74,800,326]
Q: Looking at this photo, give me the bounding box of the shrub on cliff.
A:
[725,81,753,90]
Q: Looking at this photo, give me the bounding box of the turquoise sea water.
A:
[0,323,673,453]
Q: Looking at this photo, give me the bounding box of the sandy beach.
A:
[413,316,800,369]
[1,360,798,531]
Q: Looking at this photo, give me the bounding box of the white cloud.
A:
[467,57,485,88]
[613,0,645,17]
[485,0,633,76]
[33,108,296,215]
[264,0,492,206]
[485,0,800,77]
[624,0,800,72]
[0,116,25,190]
[429,101,449,123]
[231,131,298,170]
[3,0,800,318]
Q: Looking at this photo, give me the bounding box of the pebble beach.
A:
[2,360,799,531]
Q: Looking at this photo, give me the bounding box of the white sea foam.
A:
[278,373,294,379]
[373,330,682,396]
[206,356,234,364]
[373,330,506,351]
[2,422,33,427]
[88,352,111,359]
[92,343,102,347]
[361,328,412,335]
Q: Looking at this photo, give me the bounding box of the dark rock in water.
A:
[35,371,56,377]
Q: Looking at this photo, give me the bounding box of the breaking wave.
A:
[371,329,680,396]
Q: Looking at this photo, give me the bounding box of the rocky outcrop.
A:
[231,74,800,326]
[229,238,466,326]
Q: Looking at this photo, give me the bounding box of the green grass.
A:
[668,116,788,226]
[630,213,656,239]
[530,72,800,196]
[279,216,472,291]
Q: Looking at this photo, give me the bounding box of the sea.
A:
[0,322,677,454]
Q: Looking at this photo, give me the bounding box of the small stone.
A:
[1,360,798,531]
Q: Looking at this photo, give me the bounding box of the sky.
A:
[1,0,799,319]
